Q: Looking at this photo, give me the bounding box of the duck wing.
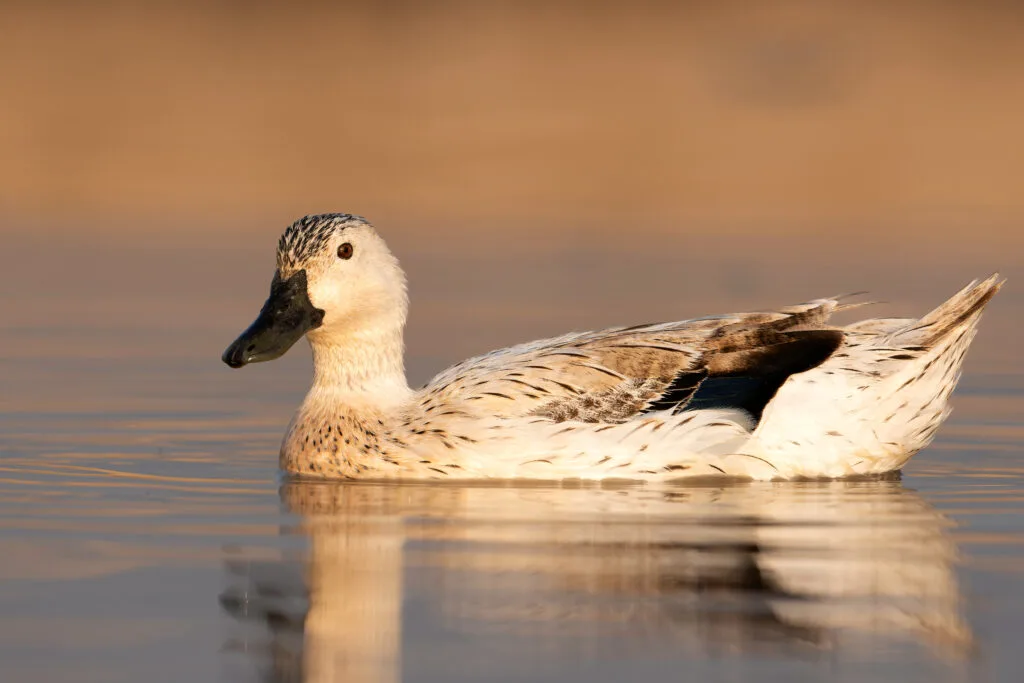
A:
[418,299,845,425]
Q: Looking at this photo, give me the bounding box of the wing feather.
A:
[417,299,844,424]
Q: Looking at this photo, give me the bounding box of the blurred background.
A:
[4,1,1024,230]
[2,0,1021,403]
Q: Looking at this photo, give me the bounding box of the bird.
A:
[222,213,1002,481]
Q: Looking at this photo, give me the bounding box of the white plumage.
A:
[222,214,1002,481]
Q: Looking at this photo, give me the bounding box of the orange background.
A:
[2,1,1023,242]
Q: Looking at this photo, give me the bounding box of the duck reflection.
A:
[220,479,970,683]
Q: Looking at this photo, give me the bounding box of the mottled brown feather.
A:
[420,301,845,424]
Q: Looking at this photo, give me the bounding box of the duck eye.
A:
[337,243,354,260]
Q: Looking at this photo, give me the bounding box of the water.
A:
[2,229,1022,682]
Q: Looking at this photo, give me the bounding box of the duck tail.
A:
[744,275,1003,478]
[892,273,1004,348]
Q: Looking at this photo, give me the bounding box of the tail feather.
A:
[894,273,1003,347]
[747,273,1003,478]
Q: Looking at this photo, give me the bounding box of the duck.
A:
[222,213,1002,481]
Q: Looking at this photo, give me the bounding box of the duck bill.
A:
[221,270,325,368]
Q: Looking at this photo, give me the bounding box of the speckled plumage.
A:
[232,214,1002,482]
[277,213,368,275]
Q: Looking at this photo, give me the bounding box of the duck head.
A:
[222,213,408,369]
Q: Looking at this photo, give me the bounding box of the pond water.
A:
[1,227,1022,682]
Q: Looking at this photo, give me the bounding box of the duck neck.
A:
[281,322,413,476]
[306,323,411,407]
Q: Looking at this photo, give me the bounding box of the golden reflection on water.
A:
[222,480,970,683]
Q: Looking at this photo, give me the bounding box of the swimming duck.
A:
[222,213,1001,481]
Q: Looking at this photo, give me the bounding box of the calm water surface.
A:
[1,233,1022,682]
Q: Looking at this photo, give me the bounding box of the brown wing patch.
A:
[706,329,844,377]
[419,298,846,424]
[530,378,666,423]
